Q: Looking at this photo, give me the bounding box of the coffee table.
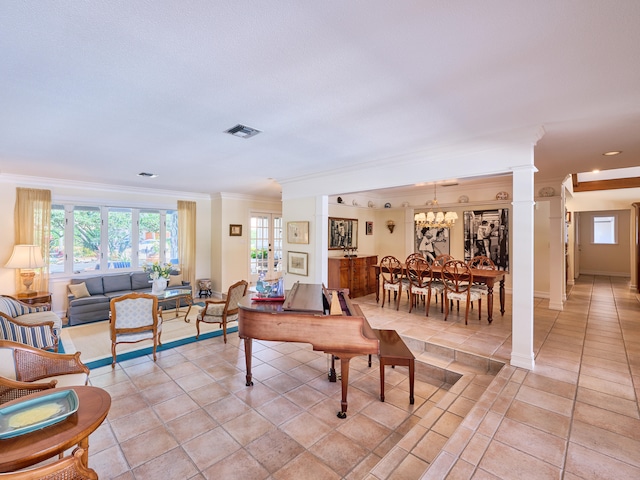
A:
[156,288,193,322]
[0,386,111,472]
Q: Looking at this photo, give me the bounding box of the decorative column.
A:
[511,166,536,370]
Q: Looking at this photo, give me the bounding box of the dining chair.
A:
[467,255,497,292]
[379,255,403,310]
[197,279,248,343]
[0,448,98,479]
[405,256,443,316]
[109,293,162,368]
[402,253,426,299]
[442,260,483,324]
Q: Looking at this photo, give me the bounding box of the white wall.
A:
[577,210,631,277]
[212,194,282,294]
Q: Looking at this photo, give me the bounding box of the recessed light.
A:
[138,172,158,178]
[603,151,622,156]
[592,169,600,173]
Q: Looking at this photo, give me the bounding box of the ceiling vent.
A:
[137,172,158,178]
[225,124,261,139]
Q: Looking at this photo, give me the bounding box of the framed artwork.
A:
[287,221,309,244]
[287,251,308,276]
[415,225,450,262]
[229,224,242,236]
[462,208,509,271]
[328,217,358,250]
[366,221,373,235]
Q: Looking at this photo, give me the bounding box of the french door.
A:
[249,213,283,283]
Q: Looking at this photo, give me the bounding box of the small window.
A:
[593,215,616,244]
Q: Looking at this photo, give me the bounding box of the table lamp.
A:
[4,244,45,297]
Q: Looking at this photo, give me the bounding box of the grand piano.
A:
[238,282,379,418]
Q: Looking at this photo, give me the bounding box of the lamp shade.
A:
[5,244,45,269]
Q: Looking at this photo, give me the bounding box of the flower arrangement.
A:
[143,262,174,280]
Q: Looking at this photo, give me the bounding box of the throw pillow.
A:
[68,282,90,299]
[168,274,183,287]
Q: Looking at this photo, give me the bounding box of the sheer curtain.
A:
[177,200,196,289]
[14,188,51,292]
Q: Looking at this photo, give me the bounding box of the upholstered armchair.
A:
[196,280,248,343]
[0,295,62,351]
[109,292,162,367]
[0,339,90,404]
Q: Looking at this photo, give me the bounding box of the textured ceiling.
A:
[1,1,639,198]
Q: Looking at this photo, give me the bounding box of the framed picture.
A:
[366,221,373,235]
[229,224,242,236]
[287,251,308,276]
[415,225,450,262]
[462,209,509,271]
[287,221,309,244]
[328,217,358,250]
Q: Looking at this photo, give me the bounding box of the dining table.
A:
[0,386,111,473]
[372,263,506,322]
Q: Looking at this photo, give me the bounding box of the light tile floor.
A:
[80,275,638,479]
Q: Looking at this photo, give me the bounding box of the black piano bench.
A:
[368,329,415,404]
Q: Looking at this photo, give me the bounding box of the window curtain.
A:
[177,200,196,289]
[14,188,51,292]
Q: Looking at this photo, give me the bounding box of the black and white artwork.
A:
[415,226,450,262]
[463,209,509,271]
[329,217,358,250]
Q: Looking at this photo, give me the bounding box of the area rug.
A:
[60,304,232,369]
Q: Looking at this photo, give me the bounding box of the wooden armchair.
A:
[0,313,57,351]
[0,340,89,404]
[196,280,248,343]
[110,293,162,367]
[0,448,98,479]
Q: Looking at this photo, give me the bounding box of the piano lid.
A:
[283,282,325,314]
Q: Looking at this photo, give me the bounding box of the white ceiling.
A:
[1,2,639,199]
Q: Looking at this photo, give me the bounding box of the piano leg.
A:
[337,355,356,419]
[328,355,337,382]
[243,337,253,386]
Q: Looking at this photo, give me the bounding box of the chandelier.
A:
[414,183,458,229]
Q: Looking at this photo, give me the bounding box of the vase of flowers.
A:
[143,262,173,294]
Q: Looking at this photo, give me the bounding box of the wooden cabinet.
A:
[328,255,378,298]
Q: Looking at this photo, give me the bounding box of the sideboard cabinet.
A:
[328,255,378,298]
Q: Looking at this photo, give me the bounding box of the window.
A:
[49,204,178,274]
[593,215,616,244]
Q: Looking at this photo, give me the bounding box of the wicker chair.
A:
[196,280,248,343]
[0,448,98,479]
[109,293,162,368]
[0,340,89,404]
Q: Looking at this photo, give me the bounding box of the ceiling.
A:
[1,2,639,199]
